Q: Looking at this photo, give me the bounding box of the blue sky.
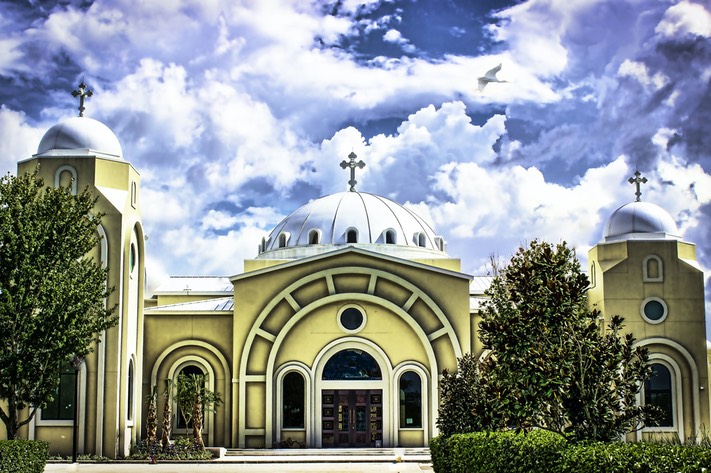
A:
[1,0,710,328]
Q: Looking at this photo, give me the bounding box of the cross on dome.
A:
[340,152,365,192]
[71,82,93,117]
[628,170,648,202]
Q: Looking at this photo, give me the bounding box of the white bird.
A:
[477,63,508,92]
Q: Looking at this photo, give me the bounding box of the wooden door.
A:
[321,389,383,447]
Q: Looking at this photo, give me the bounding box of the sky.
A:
[0,0,710,330]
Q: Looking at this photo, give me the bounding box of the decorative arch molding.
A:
[392,361,431,442]
[238,265,461,447]
[633,338,700,438]
[150,339,231,444]
[636,354,684,442]
[643,255,663,282]
[274,362,313,445]
[54,165,77,194]
[166,355,217,443]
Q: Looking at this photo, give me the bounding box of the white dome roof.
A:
[258,191,448,260]
[36,116,123,159]
[603,201,680,242]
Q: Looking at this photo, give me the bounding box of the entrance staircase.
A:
[222,447,431,463]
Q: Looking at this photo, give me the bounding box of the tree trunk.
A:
[192,389,205,450]
[161,385,172,448]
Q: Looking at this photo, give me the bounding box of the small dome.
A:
[258,191,447,260]
[603,201,680,242]
[36,116,123,159]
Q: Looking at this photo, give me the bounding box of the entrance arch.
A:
[313,339,392,448]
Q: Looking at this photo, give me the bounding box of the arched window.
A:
[309,230,320,245]
[385,230,396,244]
[282,372,305,429]
[278,233,288,248]
[399,371,422,428]
[322,349,382,380]
[127,360,134,421]
[415,232,426,247]
[130,181,137,208]
[346,229,358,243]
[129,243,137,274]
[54,165,77,195]
[644,363,673,427]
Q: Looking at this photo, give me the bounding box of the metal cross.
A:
[71,82,93,117]
[628,170,648,202]
[340,152,365,192]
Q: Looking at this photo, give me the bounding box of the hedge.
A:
[0,440,49,473]
[431,431,711,473]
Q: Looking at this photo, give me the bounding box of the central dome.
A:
[603,201,680,242]
[36,116,123,159]
[257,192,447,260]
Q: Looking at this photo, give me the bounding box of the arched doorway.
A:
[314,344,391,448]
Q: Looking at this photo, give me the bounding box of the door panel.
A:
[322,389,382,447]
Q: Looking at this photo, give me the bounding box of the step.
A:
[222,447,431,463]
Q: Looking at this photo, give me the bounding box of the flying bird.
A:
[477,63,508,92]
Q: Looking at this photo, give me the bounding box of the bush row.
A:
[0,440,49,473]
[430,431,711,473]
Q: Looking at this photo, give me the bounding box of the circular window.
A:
[641,297,668,324]
[338,306,366,333]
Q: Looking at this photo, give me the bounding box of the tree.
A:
[437,353,500,437]
[478,240,654,440]
[0,170,117,439]
[161,379,173,448]
[145,386,158,446]
[174,373,222,450]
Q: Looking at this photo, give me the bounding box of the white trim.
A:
[274,363,311,444]
[150,340,231,444]
[238,266,459,448]
[311,339,392,448]
[634,338,701,439]
[640,297,668,324]
[638,355,683,442]
[642,255,664,282]
[392,362,429,446]
[95,224,108,457]
[337,305,367,334]
[167,357,216,444]
[54,165,77,195]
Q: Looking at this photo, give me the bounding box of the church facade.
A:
[5,98,710,457]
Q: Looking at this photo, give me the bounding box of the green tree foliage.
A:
[0,170,117,439]
[174,373,222,450]
[478,240,654,441]
[437,353,500,437]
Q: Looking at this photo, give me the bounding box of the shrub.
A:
[0,440,49,473]
[129,436,213,461]
[431,432,711,473]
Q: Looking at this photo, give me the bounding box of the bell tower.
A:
[17,83,144,458]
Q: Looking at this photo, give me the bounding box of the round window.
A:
[641,297,667,324]
[339,307,365,332]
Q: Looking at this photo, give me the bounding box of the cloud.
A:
[0,107,44,175]
[656,1,711,38]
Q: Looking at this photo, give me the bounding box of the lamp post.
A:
[71,355,84,464]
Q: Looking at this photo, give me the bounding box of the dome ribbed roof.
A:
[603,201,680,242]
[258,191,447,260]
[36,116,123,159]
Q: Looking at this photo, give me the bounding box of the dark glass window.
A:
[309,230,319,245]
[282,372,305,429]
[645,363,673,427]
[346,229,357,243]
[41,363,76,420]
[644,300,665,321]
[127,361,134,421]
[340,307,364,331]
[385,230,395,244]
[322,349,382,380]
[129,244,136,274]
[399,372,422,428]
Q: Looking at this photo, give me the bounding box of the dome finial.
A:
[628,170,648,202]
[71,81,93,117]
[340,152,365,192]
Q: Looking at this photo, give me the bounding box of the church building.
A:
[5,89,710,457]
